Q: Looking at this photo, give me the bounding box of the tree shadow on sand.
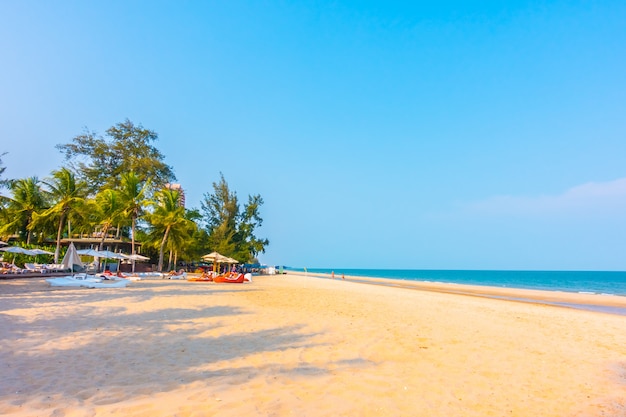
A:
[0,281,368,407]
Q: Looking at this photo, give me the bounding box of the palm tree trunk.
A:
[168,250,173,271]
[131,216,136,273]
[54,213,66,264]
[158,225,171,272]
[99,224,110,251]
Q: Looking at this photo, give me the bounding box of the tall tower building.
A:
[165,183,185,207]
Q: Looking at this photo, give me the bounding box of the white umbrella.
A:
[77,248,102,256]
[0,246,37,264]
[95,250,128,260]
[126,253,150,261]
[0,246,37,255]
[30,248,54,255]
[61,243,83,273]
[77,249,127,272]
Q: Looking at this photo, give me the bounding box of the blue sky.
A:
[1,1,625,270]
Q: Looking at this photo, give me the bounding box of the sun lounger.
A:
[24,263,43,273]
[43,264,69,273]
[1,262,25,274]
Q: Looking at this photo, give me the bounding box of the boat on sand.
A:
[46,273,131,288]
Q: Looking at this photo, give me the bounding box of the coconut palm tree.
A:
[147,188,195,272]
[0,177,47,244]
[33,168,89,263]
[118,172,149,272]
[93,189,126,251]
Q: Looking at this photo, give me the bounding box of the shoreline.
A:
[288,270,626,316]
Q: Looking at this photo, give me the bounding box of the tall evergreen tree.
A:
[56,119,175,192]
[201,174,268,262]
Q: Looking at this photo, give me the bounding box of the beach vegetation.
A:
[31,168,90,263]
[118,172,151,271]
[56,119,175,193]
[0,122,268,269]
[201,173,269,263]
[145,188,196,272]
[0,177,47,244]
[0,152,7,188]
[92,189,127,251]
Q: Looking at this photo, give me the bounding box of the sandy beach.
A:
[1,273,625,417]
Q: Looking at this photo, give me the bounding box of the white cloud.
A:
[466,177,626,217]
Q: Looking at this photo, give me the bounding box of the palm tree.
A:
[147,189,194,272]
[0,177,47,244]
[94,189,126,250]
[33,168,89,263]
[119,172,149,272]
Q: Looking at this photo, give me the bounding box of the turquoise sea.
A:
[288,268,626,297]
[288,268,626,316]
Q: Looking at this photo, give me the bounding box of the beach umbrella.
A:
[0,246,37,263]
[202,251,230,274]
[96,250,128,260]
[201,251,227,262]
[29,247,55,264]
[61,243,83,273]
[30,248,54,255]
[77,249,127,272]
[96,250,128,273]
[77,248,102,256]
[126,253,150,261]
[76,249,128,259]
[0,246,37,255]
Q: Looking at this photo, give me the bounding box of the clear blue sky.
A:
[1,1,625,270]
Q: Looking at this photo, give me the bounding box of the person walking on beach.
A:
[331,271,335,279]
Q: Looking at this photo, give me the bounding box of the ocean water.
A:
[290,268,626,297]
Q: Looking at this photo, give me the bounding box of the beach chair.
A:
[24,263,43,273]
[43,264,69,273]
[1,262,24,274]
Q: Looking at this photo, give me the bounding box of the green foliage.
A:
[57,119,175,193]
[0,177,48,243]
[201,173,268,263]
[118,172,151,271]
[146,188,196,271]
[93,189,127,250]
[1,122,270,269]
[0,152,7,188]
[0,243,57,268]
[32,168,90,263]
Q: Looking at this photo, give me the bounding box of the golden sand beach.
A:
[1,273,625,416]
